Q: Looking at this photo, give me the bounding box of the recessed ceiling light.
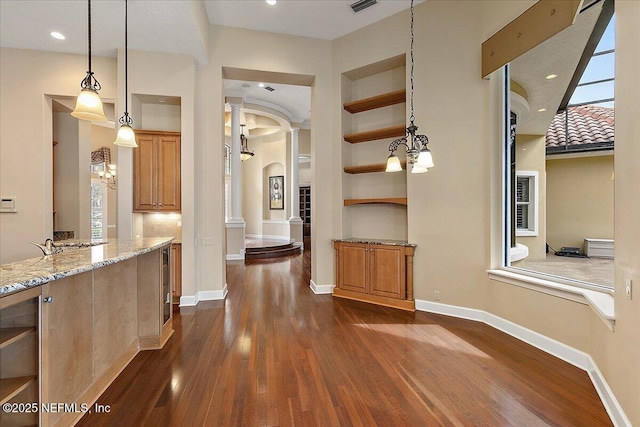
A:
[50,32,65,40]
[258,83,265,88]
[545,74,558,80]
[266,0,277,5]
[538,108,547,112]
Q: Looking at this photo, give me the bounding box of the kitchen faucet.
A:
[29,238,62,256]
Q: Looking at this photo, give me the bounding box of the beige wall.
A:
[0,48,116,263]
[1,1,638,423]
[140,104,181,132]
[546,154,614,251]
[484,2,640,424]
[199,25,334,288]
[515,134,547,260]
[118,49,195,298]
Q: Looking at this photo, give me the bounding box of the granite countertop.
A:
[0,237,174,297]
[333,238,416,247]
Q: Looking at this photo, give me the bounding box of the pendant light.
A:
[240,125,254,161]
[114,0,137,147]
[71,0,107,122]
[385,0,433,174]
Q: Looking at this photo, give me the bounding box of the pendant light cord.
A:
[88,0,92,73]
[409,0,415,125]
[125,0,128,113]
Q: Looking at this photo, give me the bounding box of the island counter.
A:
[0,238,174,427]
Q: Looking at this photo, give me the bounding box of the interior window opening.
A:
[505,0,615,290]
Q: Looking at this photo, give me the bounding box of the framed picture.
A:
[269,175,284,210]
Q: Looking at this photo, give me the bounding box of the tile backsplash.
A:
[141,213,182,239]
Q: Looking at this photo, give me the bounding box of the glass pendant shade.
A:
[416,147,434,168]
[71,89,107,122]
[411,164,428,174]
[240,151,254,161]
[385,153,402,172]
[113,124,138,147]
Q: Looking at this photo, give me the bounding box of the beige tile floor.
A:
[514,254,614,288]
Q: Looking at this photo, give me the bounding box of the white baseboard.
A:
[226,250,245,261]
[246,234,290,241]
[415,299,630,427]
[179,295,197,307]
[310,279,334,294]
[197,284,228,301]
[179,284,228,307]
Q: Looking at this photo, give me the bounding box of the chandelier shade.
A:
[71,0,107,122]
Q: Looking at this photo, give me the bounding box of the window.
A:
[91,179,107,239]
[504,1,614,290]
[224,144,231,175]
[516,172,538,236]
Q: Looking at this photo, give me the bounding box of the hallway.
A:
[77,250,610,426]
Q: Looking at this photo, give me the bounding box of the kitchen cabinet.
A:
[171,243,182,304]
[333,240,415,311]
[0,288,39,427]
[134,131,181,212]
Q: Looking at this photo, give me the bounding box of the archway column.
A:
[289,127,303,249]
[225,99,245,260]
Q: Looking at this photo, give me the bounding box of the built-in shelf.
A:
[0,376,36,405]
[344,198,408,206]
[343,89,406,114]
[344,162,407,174]
[0,327,35,350]
[344,125,406,144]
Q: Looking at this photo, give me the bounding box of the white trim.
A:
[197,284,228,301]
[547,150,614,160]
[509,243,529,262]
[309,279,334,294]
[245,234,291,242]
[226,251,245,260]
[179,295,197,307]
[515,171,538,237]
[179,284,228,307]
[488,269,615,330]
[225,221,245,229]
[415,300,630,427]
[262,220,290,225]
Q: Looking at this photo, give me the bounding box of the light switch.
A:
[0,198,16,213]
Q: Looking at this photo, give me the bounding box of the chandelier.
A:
[113,0,137,147]
[71,0,107,122]
[98,164,117,190]
[385,0,434,174]
[240,124,254,161]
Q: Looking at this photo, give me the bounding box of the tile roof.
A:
[546,105,614,152]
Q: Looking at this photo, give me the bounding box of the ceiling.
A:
[1,0,415,127]
[510,2,602,135]
[0,0,420,66]
[224,79,311,125]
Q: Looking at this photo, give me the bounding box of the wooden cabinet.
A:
[171,243,182,304]
[333,241,415,311]
[134,131,181,212]
[0,288,40,427]
[299,187,311,237]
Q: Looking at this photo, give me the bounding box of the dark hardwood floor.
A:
[78,239,611,426]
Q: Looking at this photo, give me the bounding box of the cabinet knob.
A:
[159,203,163,207]
[43,296,54,303]
[152,203,156,206]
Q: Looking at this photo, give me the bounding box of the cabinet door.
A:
[338,243,368,294]
[134,133,158,211]
[41,273,93,427]
[369,245,404,299]
[157,135,181,211]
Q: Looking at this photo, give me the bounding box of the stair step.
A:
[245,242,294,253]
[245,245,301,260]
